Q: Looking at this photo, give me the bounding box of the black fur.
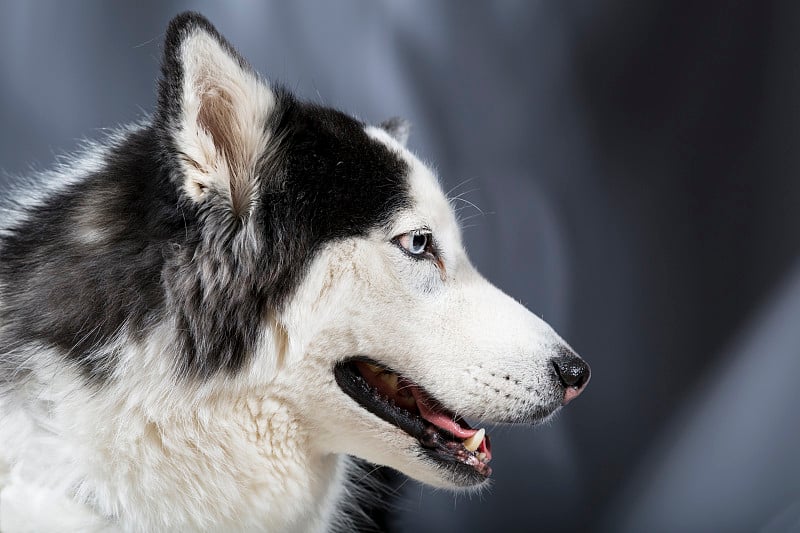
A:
[0,128,187,381]
[0,12,410,382]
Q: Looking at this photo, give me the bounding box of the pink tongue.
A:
[409,385,477,439]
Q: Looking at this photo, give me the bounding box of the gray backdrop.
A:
[2,1,800,532]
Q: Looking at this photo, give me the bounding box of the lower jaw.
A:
[420,441,492,486]
[333,359,492,483]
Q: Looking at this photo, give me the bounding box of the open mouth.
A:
[334,357,492,483]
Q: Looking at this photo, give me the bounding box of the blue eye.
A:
[409,233,428,254]
[395,230,434,258]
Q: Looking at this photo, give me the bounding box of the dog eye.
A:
[408,232,428,254]
[394,230,435,259]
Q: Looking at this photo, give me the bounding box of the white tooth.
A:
[477,452,486,461]
[463,428,485,452]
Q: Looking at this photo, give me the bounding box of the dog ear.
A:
[379,117,410,146]
[157,12,275,216]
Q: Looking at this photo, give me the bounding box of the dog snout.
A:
[552,348,590,405]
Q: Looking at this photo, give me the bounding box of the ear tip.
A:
[158,12,218,122]
[164,11,219,54]
[166,11,216,39]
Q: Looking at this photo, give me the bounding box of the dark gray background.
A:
[2,2,800,532]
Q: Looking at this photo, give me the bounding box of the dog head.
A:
[157,13,590,489]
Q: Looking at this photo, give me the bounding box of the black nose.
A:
[553,355,590,388]
[552,350,591,404]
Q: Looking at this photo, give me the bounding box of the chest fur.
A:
[0,387,346,532]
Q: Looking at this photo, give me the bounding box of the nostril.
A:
[552,356,591,390]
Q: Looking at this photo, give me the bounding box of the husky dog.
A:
[0,12,590,532]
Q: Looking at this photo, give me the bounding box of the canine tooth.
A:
[477,452,486,461]
[463,428,485,452]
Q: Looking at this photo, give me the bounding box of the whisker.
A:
[448,187,480,202]
[451,197,485,216]
[445,177,476,197]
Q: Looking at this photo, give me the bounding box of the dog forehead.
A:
[365,126,457,235]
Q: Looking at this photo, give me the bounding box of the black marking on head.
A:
[0,12,411,382]
[254,90,411,308]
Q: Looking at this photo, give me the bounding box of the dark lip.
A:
[333,357,426,439]
[333,357,491,484]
